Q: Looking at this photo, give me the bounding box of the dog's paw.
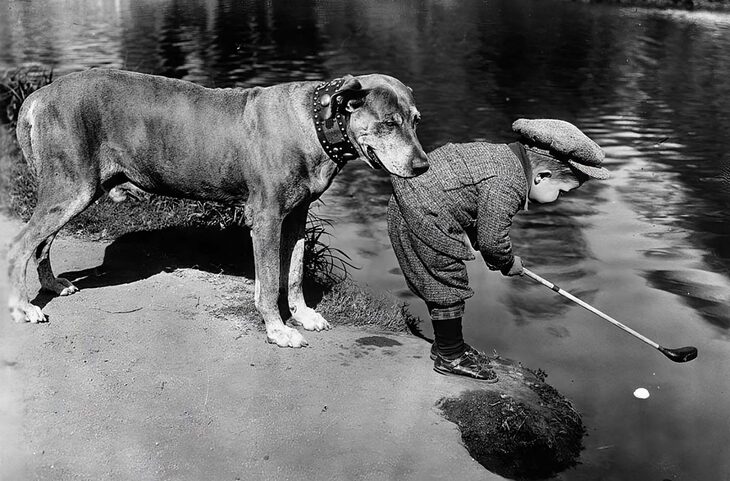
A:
[267,325,308,348]
[291,306,331,332]
[9,299,47,324]
[42,277,78,296]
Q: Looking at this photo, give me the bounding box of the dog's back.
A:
[15,69,284,202]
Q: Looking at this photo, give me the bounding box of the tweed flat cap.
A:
[512,118,610,180]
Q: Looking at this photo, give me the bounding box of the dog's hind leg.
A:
[7,177,97,323]
[249,206,308,348]
[282,203,331,332]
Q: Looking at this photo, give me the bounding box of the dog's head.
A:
[325,74,428,178]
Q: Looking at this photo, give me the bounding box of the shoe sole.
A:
[433,365,499,383]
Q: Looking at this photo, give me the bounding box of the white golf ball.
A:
[633,388,650,399]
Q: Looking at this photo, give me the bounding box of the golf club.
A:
[523,268,698,363]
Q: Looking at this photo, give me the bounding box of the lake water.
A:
[2,0,730,479]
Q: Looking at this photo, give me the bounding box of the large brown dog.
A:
[7,68,428,347]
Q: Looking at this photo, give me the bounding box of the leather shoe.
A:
[433,347,498,382]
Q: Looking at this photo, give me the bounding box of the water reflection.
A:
[119,0,330,86]
[2,0,730,479]
[588,112,730,336]
[504,198,603,323]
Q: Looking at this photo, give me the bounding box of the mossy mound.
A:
[438,361,585,480]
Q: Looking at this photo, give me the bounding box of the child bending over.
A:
[388,119,610,382]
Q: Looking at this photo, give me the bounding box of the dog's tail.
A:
[15,95,40,178]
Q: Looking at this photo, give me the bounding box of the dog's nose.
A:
[412,152,429,176]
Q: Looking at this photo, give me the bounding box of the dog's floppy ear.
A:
[345,97,365,113]
[335,75,362,95]
[325,75,366,119]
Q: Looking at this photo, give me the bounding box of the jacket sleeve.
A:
[475,177,524,271]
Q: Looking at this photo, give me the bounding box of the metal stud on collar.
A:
[313,78,360,168]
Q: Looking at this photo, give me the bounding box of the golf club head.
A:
[659,346,698,363]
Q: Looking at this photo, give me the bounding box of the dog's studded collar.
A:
[312,78,360,168]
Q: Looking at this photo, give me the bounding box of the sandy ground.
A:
[0,214,504,481]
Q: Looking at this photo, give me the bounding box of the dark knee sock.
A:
[432,317,466,359]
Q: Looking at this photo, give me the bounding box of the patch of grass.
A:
[0,64,51,218]
[438,380,585,480]
[207,276,423,334]
[0,64,53,128]
[0,126,36,219]
[302,212,356,288]
[315,280,421,332]
[65,195,245,239]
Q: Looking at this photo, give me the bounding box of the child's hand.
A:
[503,256,524,276]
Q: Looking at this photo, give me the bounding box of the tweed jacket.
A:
[389,142,530,271]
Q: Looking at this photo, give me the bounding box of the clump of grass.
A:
[0,126,36,219]
[209,277,423,335]
[65,196,246,239]
[315,280,422,332]
[438,380,585,480]
[0,64,53,128]
[302,212,357,288]
[0,65,50,217]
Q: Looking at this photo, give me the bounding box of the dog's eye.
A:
[384,120,399,127]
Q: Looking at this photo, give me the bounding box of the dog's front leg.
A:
[251,211,308,348]
[282,205,331,332]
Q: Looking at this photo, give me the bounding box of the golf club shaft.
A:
[522,268,661,350]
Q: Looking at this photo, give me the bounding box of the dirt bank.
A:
[0,214,506,481]
[0,214,584,480]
